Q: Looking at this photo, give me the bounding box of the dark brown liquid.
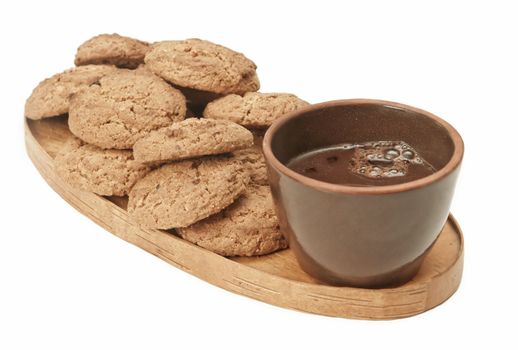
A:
[287,141,436,186]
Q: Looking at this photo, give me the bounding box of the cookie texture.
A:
[55,137,150,196]
[68,69,186,149]
[177,186,287,256]
[128,156,249,229]
[144,39,260,95]
[25,65,117,120]
[133,118,253,164]
[75,33,150,69]
[233,147,268,185]
[203,92,310,128]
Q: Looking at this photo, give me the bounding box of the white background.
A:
[1,0,516,349]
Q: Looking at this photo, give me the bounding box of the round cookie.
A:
[128,156,250,229]
[232,146,268,185]
[75,33,150,69]
[177,186,288,257]
[203,92,310,129]
[133,118,254,164]
[25,65,117,120]
[55,137,150,196]
[68,69,186,149]
[144,39,260,95]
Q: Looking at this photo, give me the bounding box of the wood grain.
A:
[25,117,464,320]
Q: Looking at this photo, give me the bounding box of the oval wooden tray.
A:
[25,116,464,320]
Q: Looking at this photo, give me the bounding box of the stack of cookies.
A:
[25,34,310,257]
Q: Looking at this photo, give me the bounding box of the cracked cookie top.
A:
[203,92,309,128]
[68,69,186,149]
[55,137,150,196]
[232,146,268,185]
[144,39,259,95]
[128,155,249,229]
[25,65,117,120]
[75,33,150,69]
[133,118,253,164]
[177,185,287,256]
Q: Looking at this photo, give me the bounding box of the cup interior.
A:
[270,101,456,176]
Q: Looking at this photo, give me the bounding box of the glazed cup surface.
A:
[263,99,463,288]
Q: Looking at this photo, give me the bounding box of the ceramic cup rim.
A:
[263,99,464,195]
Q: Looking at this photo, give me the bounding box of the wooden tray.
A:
[25,116,464,320]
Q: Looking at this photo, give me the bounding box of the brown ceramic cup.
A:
[263,99,463,288]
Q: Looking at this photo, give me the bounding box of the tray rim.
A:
[24,118,464,320]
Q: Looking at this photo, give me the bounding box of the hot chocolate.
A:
[287,141,436,186]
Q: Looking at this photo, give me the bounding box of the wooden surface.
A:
[25,116,464,320]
